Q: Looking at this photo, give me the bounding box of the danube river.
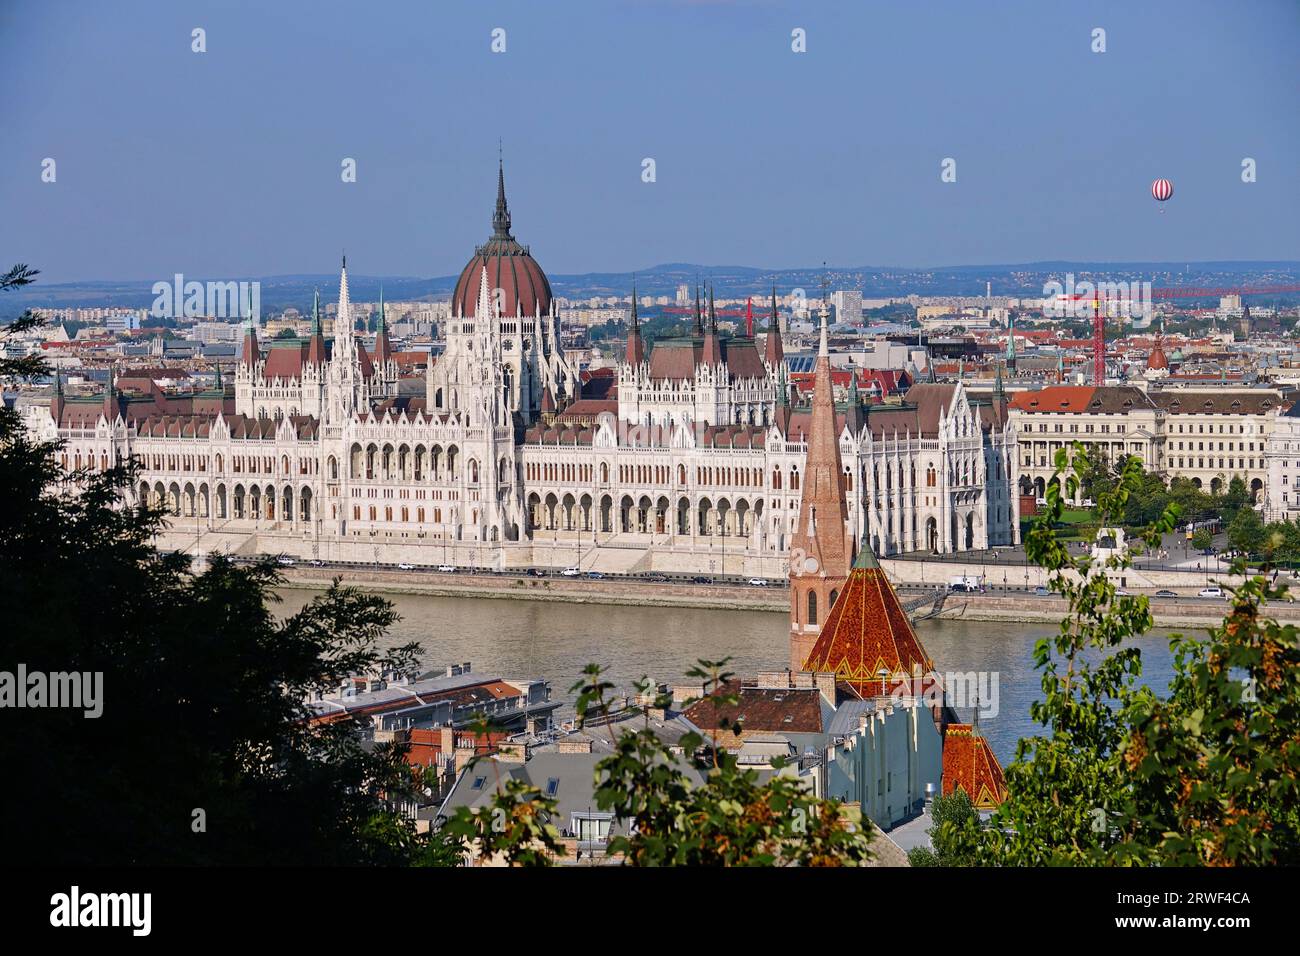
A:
[284,589,1192,766]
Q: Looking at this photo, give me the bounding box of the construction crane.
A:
[1057,282,1299,385]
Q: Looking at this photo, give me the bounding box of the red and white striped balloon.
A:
[1151,178,1173,202]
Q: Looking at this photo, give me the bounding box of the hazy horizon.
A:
[2,0,1298,284]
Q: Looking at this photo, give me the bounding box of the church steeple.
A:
[693,284,704,337]
[789,303,852,671]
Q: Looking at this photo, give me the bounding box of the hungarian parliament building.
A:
[27,165,1019,576]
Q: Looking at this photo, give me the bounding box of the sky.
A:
[1,0,1298,283]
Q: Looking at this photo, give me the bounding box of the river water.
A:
[284,589,1196,766]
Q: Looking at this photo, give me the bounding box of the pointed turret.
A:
[763,286,784,366]
[306,287,327,366]
[49,370,65,424]
[372,285,393,366]
[102,367,122,422]
[625,279,646,366]
[701,283,723,366]
[789,303,852,670]
[1005,311,1016,371]
[1056,349,1064,383]
[239,314,259,367]
[692,284,704,337]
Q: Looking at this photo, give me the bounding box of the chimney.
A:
[453,747,476,774]
[496,741,529,763]
[556,737,593,754]
[813,671,837,706]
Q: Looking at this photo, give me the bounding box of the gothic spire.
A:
[764,284,784,366]
[625,277,646,367]
[306,287,327,366]
[492,154,512,239]
[693,283,703,336]
[372,284,393,367]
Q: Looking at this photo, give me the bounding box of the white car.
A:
[276,556,295,566]
[437,564,456,573]
[398,563,415,571]
[748,578,769,587]
[561,567,581,577]
[1198,586,1224,598]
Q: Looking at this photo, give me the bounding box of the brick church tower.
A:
[789,304,852,670]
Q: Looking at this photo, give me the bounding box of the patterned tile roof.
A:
[800,544,935,694]
[941,723,1007,809]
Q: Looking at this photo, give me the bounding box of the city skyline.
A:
[1,0,1297,284]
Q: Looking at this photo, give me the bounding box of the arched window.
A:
[829,589,838,611]
[807,590,818,626]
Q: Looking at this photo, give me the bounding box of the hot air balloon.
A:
[1151,178,1173,202]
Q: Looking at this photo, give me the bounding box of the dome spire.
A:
[493,149,512,239]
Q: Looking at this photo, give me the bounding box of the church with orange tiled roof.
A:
[795,536,1007,809]
[789,312,1007,809]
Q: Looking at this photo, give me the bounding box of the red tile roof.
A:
[941,724,1007,809]
[800,546,935,692]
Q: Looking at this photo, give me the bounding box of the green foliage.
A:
[1227,506,1265,556]
[1191,528,1214,552]
[907,789,978,866]
[0,264,435,865]
[582,662,873,866]
[949,442,1300,865]
[439,778,567,867]
[433,660,875,866]
[1119,573,1300,864]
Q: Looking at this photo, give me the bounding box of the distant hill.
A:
[4,261,1299,320]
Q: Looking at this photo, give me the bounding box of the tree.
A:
[1223,475,1251,525]
[0,264,434,865]
[1228,506,1265,557]
[907,789,978,866]
[945,443,1300,865]
[1191,528,1213,552]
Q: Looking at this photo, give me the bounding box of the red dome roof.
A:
[1148,333,1169,370]
[451,163,552,318]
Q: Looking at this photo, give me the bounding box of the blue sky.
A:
[2,0,1297,283]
